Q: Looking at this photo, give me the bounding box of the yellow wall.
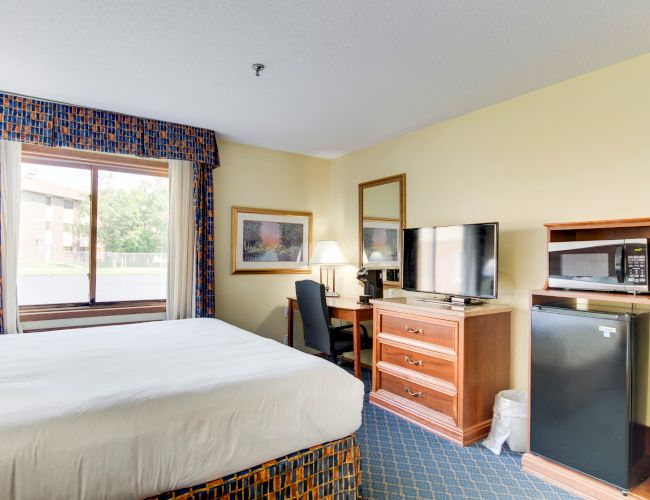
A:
[213,140,329,351]
[328,53,650,390]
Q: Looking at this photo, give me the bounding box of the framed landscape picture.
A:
[362,218,400,268]
[231,207,312,274]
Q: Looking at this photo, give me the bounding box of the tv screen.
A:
[402,223,498,298]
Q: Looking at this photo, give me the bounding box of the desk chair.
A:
[295,279,371,363]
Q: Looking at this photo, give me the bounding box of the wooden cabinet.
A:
[521,219,650,498]
[370,297,511,446]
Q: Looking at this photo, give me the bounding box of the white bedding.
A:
[0,318,364,500]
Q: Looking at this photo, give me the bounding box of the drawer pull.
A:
[404,355,424,367]
[403,386,423,398]
[404,326,424,334]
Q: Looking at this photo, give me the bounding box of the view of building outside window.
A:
[17,162,169,305]
[18,163,90,305]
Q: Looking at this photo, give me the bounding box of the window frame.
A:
[19,145,169,320]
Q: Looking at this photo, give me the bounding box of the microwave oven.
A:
[548,238,649,293]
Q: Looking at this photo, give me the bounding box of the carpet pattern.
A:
[354,368,576,499]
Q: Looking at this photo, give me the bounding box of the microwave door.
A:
[548,240,626,291]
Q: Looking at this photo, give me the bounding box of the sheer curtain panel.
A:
[0,140,22,334]
[167,160,195,320]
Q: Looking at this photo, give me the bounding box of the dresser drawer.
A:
[379,342,456,386]
[380,312,458,352]
[379,372,457,421]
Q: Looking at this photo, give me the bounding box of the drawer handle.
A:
[403,386,423,398]
[404,326,424,334]
[404,355,424,367]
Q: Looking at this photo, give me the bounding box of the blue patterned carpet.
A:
[353,368,576,499]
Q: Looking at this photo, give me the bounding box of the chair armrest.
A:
[332,323,369,339]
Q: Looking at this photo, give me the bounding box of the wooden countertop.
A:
[288,296,373,311]
[370,297,512,318]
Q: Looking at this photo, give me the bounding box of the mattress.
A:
[0,318,364,500]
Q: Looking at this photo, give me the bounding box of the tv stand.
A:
[416,297,451,306]
[451,296,484,306]
[416,296,485,307]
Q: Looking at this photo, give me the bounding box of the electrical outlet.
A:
[283,334,289,345]
[283,304,289,317]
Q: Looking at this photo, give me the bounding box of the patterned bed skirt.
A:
[148,434,362,499]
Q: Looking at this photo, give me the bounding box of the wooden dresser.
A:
[369,297,512,446]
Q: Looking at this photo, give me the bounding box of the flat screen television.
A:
[402,222,498,298]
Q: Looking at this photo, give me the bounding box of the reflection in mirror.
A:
[358,174,405,287]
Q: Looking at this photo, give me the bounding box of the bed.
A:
[0,318,364,499]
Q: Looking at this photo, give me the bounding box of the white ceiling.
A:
[1,1,650,158]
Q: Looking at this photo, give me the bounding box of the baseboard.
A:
[522,453,629,499]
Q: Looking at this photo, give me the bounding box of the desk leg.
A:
[287,299,294,347]
[353,313,361,379]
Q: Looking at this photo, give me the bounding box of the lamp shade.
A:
[369,250,384,262]
[311,240,347,265]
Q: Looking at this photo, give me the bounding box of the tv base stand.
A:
[416,296,485,307]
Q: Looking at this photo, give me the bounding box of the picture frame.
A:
[231,206,312,274]
[362,218,400,268]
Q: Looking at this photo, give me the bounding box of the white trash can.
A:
[482,390,528,455]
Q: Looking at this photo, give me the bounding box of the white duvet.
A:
[0,318,364,500]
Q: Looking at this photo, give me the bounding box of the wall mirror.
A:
[358,174,406,287]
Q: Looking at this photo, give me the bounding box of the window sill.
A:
[19,301,166,323]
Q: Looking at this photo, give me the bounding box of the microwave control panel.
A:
[626,243,648,285]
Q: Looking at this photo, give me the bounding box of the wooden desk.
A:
[287,296,373,379]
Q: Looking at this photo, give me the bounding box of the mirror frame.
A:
[358,173,406,287]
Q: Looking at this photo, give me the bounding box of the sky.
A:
[21,163,167,192]
[260,222,281,246]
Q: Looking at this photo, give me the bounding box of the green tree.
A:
[97,179,169,253]
[280,223,303,249]
[243,221,262,251]
[363,227,374,258]
[385,228,397,259]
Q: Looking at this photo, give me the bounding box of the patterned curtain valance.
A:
[0,91,217,325]
[0,92,219,166]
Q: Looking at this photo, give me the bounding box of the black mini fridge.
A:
[530,305,650,492]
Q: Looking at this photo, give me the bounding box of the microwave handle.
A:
[615,245,625,283]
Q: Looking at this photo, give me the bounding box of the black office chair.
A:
[295,279,371,363]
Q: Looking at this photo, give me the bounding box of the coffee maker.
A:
[357,267,383,299]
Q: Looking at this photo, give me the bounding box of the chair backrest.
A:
[295,280,331,354]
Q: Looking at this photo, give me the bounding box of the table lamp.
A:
[311,240,347,297]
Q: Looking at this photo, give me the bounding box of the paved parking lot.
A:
[18,274,166,305]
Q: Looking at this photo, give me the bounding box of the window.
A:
[17,147,169,308]
[96,170,168,302]
[18,164,90,305]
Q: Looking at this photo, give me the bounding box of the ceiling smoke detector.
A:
[252,63,265,77]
